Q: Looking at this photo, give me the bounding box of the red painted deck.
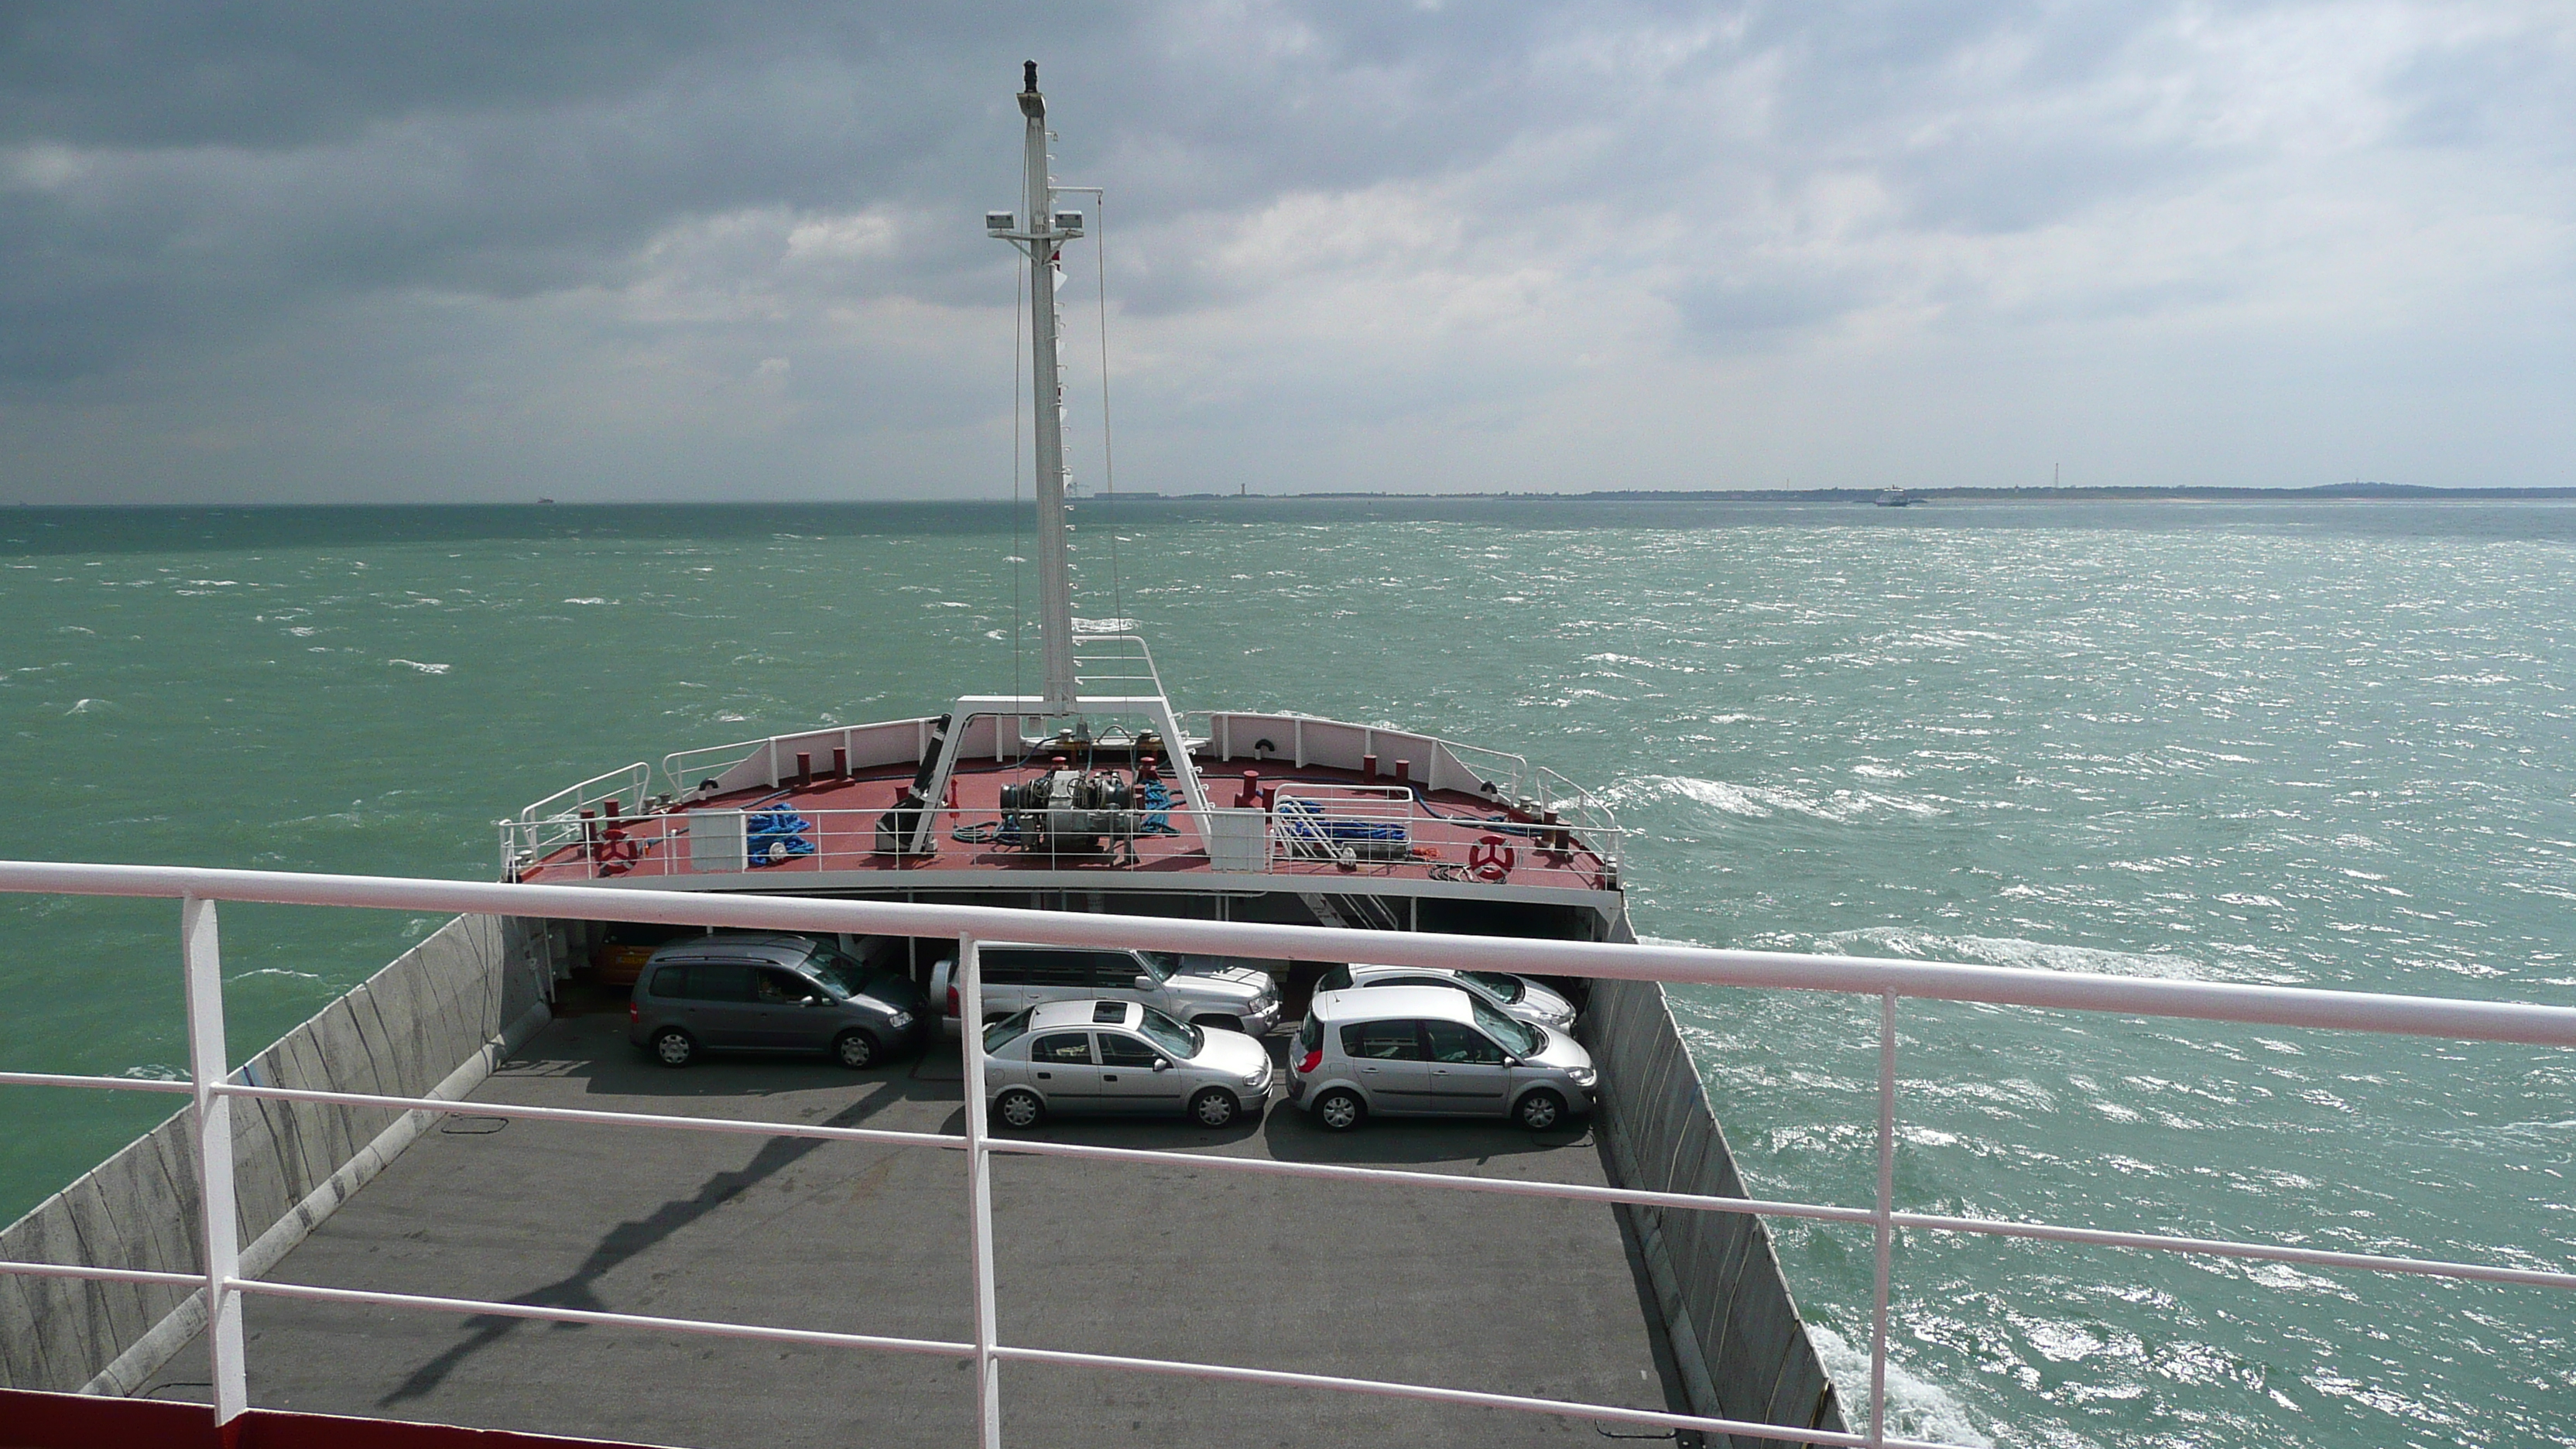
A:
[0,1386,664,1449]
[515,758,1613,893]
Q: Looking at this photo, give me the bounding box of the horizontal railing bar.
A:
[987,1136,1878,1225]
[4,862,2571,1046]
[0,1261,207,1289]
[1893,1211,2576,1290]
[226,1268,1958,1449]
[229,1279,974,1359]
[215,1082,968,1153]
[989,1343,1958,1449]
[0,1070,195,1095]
[999,1137,2575,1291]
[39,1072,2564,1301]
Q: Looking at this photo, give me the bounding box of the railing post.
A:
[1869,991,1897,1448]
[181,896,248,1426]
[957,933,1002,1448]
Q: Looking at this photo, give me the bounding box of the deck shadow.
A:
[373,1085,918,1407]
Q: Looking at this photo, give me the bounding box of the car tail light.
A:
[628,1000,639,1025]
[945,985,960,1017]
[1297,1048,1321,1074]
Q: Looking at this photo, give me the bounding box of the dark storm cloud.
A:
[4,0,2207,375]
[1,2,2569,498]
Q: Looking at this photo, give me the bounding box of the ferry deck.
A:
[132,993,1689,1447]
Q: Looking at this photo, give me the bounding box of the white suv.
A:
[1287,985,1597,1132]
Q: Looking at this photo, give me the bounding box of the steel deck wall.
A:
[0,914,552,1394]
[1581,977,1848,1449]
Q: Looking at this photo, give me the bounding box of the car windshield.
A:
[1470,996,1541,1057]
[1136,1005,1200,1058]
[982,1009,1034,1053]
[808,947,899,998]
[1136,951,1181,983]
[1461,971,1526,1004]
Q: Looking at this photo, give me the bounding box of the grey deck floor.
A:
[144,1007,1683,1447]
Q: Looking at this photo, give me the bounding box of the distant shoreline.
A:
[6,484,2572,514]
[1118,483,2576,502]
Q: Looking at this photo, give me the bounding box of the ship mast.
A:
[993,60,1082,715]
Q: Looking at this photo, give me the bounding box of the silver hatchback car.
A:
[931,944,1280,1040]
[1287,985,1596,1132]
[983,999,1274,1129]
[1314,962,1578,1030]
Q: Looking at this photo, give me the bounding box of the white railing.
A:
[1190,711,1626,879]
[495,800,1621,892]
[4,861,2574,1448]
[656,717,957,798]
[1068,632,1171,697]
[505,762,654,875]
[516,762,652,828]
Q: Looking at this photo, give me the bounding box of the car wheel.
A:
[1516,1088,1567,1132]
[652,1029,695,1068]
[1190,1088,1239,1128]
[995,1089,1043,1130]
[833,1029,879,1070]
[1314,1088,1364,1132]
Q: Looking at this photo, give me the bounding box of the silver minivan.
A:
[982,999,1274,1129]
[629,933,930,1069]
[930,944,1279,1039]
[1287,985,1596,1132]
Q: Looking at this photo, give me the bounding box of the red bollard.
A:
[1393,759,1411,784]
[1362,752,1378,780]
[796,752,812,788]
[832,747,848,778]
[1236,770,1262,809]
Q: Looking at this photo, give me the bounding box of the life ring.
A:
[1468,835,1515,883]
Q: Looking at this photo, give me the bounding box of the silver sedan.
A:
[983,999,1274,1129]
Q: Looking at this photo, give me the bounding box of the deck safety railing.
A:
[498,802,1623,892]
[4,861,2574,1449]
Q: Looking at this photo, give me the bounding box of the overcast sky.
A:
[2,2,2568,503]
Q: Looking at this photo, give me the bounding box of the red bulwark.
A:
[1,1388,666,1449]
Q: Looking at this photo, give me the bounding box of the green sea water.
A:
[1,499,2569,1447]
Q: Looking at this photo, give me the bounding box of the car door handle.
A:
[1102,1074,1118,1082]
[1036,1071,1051,1080]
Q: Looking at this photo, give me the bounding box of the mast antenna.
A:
[990,60,1084,714]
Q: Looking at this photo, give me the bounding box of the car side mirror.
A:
[1133,975,1156,990]
[1153,1059,1171,1072]
[1502,1057,1523,1068]
[801,996,824,1007]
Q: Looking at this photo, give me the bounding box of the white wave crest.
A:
[387,659,452,674]
[1807,1324,1999,1448]
[1818,927,2212,980]
[1610,774,1943,822]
